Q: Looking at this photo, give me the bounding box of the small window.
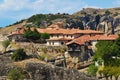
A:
[57,35,59,38]
[61,42,64,45]
[51,35,53,37]
[16,36,18,39]
[52,42,54,45]
[49,42,51,45]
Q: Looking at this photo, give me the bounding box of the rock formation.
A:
[0,54,95,80]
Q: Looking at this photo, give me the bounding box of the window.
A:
[49,42,51,45]
[52,42,54,45]
[51,35,53,37]
[57,34,59,38]
[66,35,68,37]
[61,42,64,45]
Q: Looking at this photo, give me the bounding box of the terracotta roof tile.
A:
[66,40,85,45]
[66,34,118,45]
[8,29,25,36]
[90,34,118,41]
[66,35,90,45]
[90,35,101,40]
[9,27,104,36]
[36,28,103,35]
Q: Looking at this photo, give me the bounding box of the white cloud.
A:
[0,0,89,26]
[0,0,88,14]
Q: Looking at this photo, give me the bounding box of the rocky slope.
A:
[0,54,95,80]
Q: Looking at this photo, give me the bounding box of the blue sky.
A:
[0,0,120,27]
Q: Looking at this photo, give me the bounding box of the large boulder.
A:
[25,62,95,80]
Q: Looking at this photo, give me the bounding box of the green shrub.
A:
[114,12,119,16]
[88,63,98,76]
[23,28,41,41]
[7,69,24,80]
[39,55,46,60]
[11,48,27,61]
[2,40,10,51]
[101,66,120,80]
[105,10,111,15]
[93,11,97,14]
[81,11,87,15]
[41,33,50,39]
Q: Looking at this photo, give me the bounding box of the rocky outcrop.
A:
[25,63,95,80]
[0,54,95,80]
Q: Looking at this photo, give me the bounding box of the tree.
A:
[41,33,50,39]
[11,48,27,61]
[2,40,10,52]
[101,67,110,80]
[111,67,120,80]
[94,41,114,60]
[94,40,120,66]
[100,66,120,80]
[92,35,120,79]
[23,28,41,41]
[115,34,120,57]
[7,69,24,80]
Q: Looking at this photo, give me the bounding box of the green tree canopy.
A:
[91,35,120,79]
[41,33,50,39]
[23,28,41,41]
[94,40,114,59]
[94,35,120,66]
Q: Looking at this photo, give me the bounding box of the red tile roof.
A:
[66,34,118,45]
[90,34,118,41]
[77,30,103,34]
[8,29,25,36]
[8,22,104,36]
[66,35,90,45]
[36,28,104,35]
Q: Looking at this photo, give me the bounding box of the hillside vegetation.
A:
[1,7,120,35]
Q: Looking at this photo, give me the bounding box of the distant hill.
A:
[1,7,120,35]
